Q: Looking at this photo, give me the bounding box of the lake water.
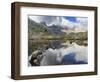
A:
[28,39,88,66]
[28,39,87,55]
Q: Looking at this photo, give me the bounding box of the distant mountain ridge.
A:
[28,18,65,36]
[28,18,87,40]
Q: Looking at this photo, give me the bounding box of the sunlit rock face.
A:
[40,43,88,66]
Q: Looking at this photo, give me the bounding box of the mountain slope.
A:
[28,18,65,38]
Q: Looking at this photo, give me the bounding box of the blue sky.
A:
[64,16,77,23]
[64,16,88,27]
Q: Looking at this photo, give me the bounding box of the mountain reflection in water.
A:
[28,40,88,66]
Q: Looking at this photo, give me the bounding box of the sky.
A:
[64,17,77,22]
[28,15,88,31]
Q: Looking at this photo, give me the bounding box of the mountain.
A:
[28,18,87,40]
[28,18,65,38]
[28,18,50,34]
[48,24,65,35]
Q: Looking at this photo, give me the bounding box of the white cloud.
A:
[76,18,88,28]
[61,17,75,29]
[29,16,41,23]
[29,16,62,26]
[61,17,88,31]
[29,16,88,31]
[74,17,88,31]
